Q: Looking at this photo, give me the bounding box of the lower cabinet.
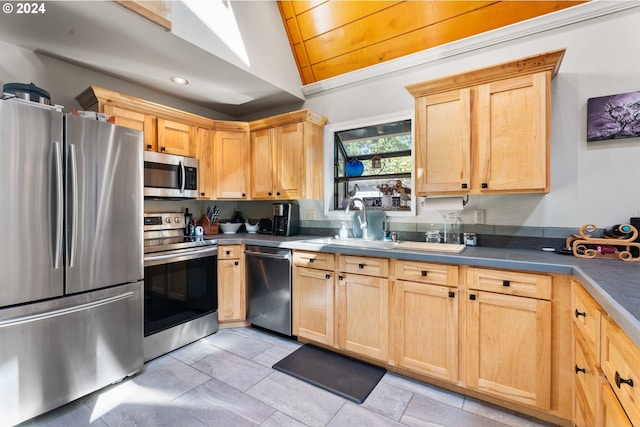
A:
[601,381,634,427]
[292,251,335,346]
[392,260,459,383]
[336,272,389,362]
[465,268,552,410]
[217,245,245,322]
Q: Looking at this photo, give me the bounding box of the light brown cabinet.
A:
[212,127,250,200]
[292,251,336,346]
[392,260,459,383]
[573,281,640,427]
[217,245,245,322]
[337,255,389,362]
[249,110,327,200]
[406,49,564,196]
[78,86,208,158]
[464,268,553,410]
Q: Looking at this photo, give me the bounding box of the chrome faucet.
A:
[345,197,368,240]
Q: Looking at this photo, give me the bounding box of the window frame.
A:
[323,110,415,217]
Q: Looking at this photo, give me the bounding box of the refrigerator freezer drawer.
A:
[0,281,144,426]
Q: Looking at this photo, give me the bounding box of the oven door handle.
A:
[244,250,291,261]
[144,246,218,266]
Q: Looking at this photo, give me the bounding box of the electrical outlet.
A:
[474,209,486,224]
[306,209,316,220]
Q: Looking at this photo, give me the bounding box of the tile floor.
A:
[22,327,559,427]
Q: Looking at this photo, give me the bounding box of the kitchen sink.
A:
[303,237,399,250]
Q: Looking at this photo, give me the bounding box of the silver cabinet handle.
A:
[0,292,134,328]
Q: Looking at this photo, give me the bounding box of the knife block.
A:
[201,215,219,235]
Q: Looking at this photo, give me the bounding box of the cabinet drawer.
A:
[467,267,551,300]
[219,245,242,259]
[339,255,388,277]
[601,381,634,427]
[293,251,335,270]
[394,260,457,287]
[601,316,640,427]
[572,281,601,361]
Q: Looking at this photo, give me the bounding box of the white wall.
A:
[0,41,234,120]
[300,6,640,229]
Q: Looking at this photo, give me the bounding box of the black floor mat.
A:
[272,344,386,404]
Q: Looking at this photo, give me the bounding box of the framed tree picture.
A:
[587,90,640,141]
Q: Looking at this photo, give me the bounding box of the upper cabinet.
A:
[406,49,565,196]
[77,86,212,158]
[249,110,327,200]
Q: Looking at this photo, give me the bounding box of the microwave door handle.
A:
[179,161,185,194]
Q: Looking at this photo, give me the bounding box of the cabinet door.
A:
[465,290,551,409]
[337,274,389,362]
[601,383,633,427]
[292,267,334,346]
[214,129,249,199]
[250,128,275,199]
[476,72,549,192]
[103,105,156,152]
[275,123,304,199]
[157,118,195,157]
[196,128,215,199]
[415,88,471,195]
[217,258,244,321]
[393,280,458,382]
[600,316,640,426]
[574,331,600,427]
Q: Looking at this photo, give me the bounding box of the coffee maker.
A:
[272,202,299,236]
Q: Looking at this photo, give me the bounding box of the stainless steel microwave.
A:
[143,151,198,198]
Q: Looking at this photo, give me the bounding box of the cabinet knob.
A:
[502,280,511,287]
[277,192,281,196]
[146,144,152,150]
[268,192,272,196]
[309,258,315,263]
[160,146,166,152]
[325,274,331,279]
[575,365,586,374]
[575,309,586,318]
[461,183,468,189]
[448,291,455,298]
[339,275,344,281]
[242,193,246,197]
[358,263,365,269]
[615,371,634,388]
[200,192,205,197]
[421,270,428,276]
[469,294,476,301]
[234,261,239,266]
[481,183,488,189]
[225,251,231,255]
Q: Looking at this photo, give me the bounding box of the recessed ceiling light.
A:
[170,76,189,85]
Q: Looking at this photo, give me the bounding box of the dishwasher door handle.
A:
[244,250,291,261]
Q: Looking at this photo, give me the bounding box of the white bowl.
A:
[219,222,242,234]
[245,221,259,233]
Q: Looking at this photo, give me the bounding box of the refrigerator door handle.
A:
[0,291,135,329]
[53,141,64,269]
[68,143,78,267]
[179,160,185,194]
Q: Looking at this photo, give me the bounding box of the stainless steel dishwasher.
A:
[245,245,292,336]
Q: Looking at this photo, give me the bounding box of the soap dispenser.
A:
[339,223,349,239]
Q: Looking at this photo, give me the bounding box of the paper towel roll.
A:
[422,197,464,212]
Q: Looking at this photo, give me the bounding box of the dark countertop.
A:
[211,233,640,347]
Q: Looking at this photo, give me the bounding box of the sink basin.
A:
[303,237,398,250]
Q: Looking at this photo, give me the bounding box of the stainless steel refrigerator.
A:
[0,97,144,426]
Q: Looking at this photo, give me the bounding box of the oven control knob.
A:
[165,217,172,224]
[174,217,181,224]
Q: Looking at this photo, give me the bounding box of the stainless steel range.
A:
[143,212,219,361]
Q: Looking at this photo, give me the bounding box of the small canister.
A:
[464,232,477,246]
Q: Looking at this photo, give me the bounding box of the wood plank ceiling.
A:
[277,0,585,85]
